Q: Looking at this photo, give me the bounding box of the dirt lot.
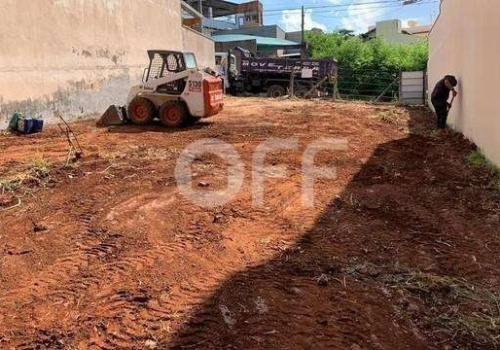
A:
[0,97,499,349]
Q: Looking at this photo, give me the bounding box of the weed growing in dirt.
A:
[377,110,399,124]
[384,272,500,347]
[408,126,427,136]
[339,263,500,347]
[0,156,52,197]
[137,146,179,160]
[99,151,119,162]
[467,150,500,191]
[0,178,22,194]
[340,193,361,210]
[468,150,498,172]
[26,155,51,180]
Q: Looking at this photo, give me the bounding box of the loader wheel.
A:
[267,85,286,98]
[159,101,188,127]
[128,97,155,125]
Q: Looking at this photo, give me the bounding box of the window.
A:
[184,53,198,69]
[166,54,179,71]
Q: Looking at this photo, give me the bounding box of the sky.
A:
[236,0,440,34]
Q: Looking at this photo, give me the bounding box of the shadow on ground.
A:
[104,120,213,134]
[168,108,500,349]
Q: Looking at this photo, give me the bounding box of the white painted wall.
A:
[429,0,500,166]
[182,26,215,69]
[0,0,215,128]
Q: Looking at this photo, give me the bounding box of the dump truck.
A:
[99,50,224,127]
[216,48,337,98]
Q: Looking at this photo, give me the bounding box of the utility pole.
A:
[198,0,204,33]
[301,6,306,59]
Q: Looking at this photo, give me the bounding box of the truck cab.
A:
[215,52,237,90]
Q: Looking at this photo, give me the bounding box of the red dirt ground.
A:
[0,97,499,349]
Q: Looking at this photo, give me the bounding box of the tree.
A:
[337,29,356,38]
[305,32,429,100]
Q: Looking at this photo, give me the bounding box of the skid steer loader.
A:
[98,50,224,127]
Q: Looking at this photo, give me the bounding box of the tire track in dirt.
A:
[81,192,234,349]
[1,168,222,348]
[163,177,347,348]
[68,176,317,349]
[0,175,132,347]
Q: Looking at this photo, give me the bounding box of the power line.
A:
[264,0,437,17]
[262,0,430,14]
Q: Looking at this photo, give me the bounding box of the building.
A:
[362,19,431,44]
[428,0,500,166]
[212,34,300,58]
[184,0,263,34]
[0,0,215,128]
[285,28,324,56]
[213,24,300,57]
[185,1,306,58]
[214,24,285,40]
[404,22,433,37]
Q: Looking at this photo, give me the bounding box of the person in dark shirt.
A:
[431,75,458,131]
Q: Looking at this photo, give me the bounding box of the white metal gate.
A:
[400,71,426,105]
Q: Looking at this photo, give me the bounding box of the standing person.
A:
[431,75,458,133]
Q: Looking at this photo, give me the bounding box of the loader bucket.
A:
[96,105,127,127]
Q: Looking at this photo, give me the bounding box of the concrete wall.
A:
[182,26,215,69]
[0,0,215,128]
[429,0,500,166]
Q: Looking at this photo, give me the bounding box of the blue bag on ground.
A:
[7,113,44,134]
[17,118,34,134]
[32,118,44,133]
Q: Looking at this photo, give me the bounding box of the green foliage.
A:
[467,150,496,171]
[467,150,500,191]
[306,32,428,71]
[306,31,429,100]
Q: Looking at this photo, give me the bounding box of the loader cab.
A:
[183,53,198,70]
[142,50,198,94]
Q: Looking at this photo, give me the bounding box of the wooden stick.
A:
[449,94,456,107]
[55,111,84,154]
[373,77,399,103]
[304,76,328,98]
[0,197,21,212]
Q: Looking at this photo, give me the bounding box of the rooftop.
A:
[365,20,432,36]
[211,34,300,47]
[183,0,261,18]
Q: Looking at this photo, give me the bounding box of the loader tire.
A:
[267,85,286,98]
[128,97,155,125]
[159,101,188,127]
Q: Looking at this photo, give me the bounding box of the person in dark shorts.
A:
[431,75,458,131]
